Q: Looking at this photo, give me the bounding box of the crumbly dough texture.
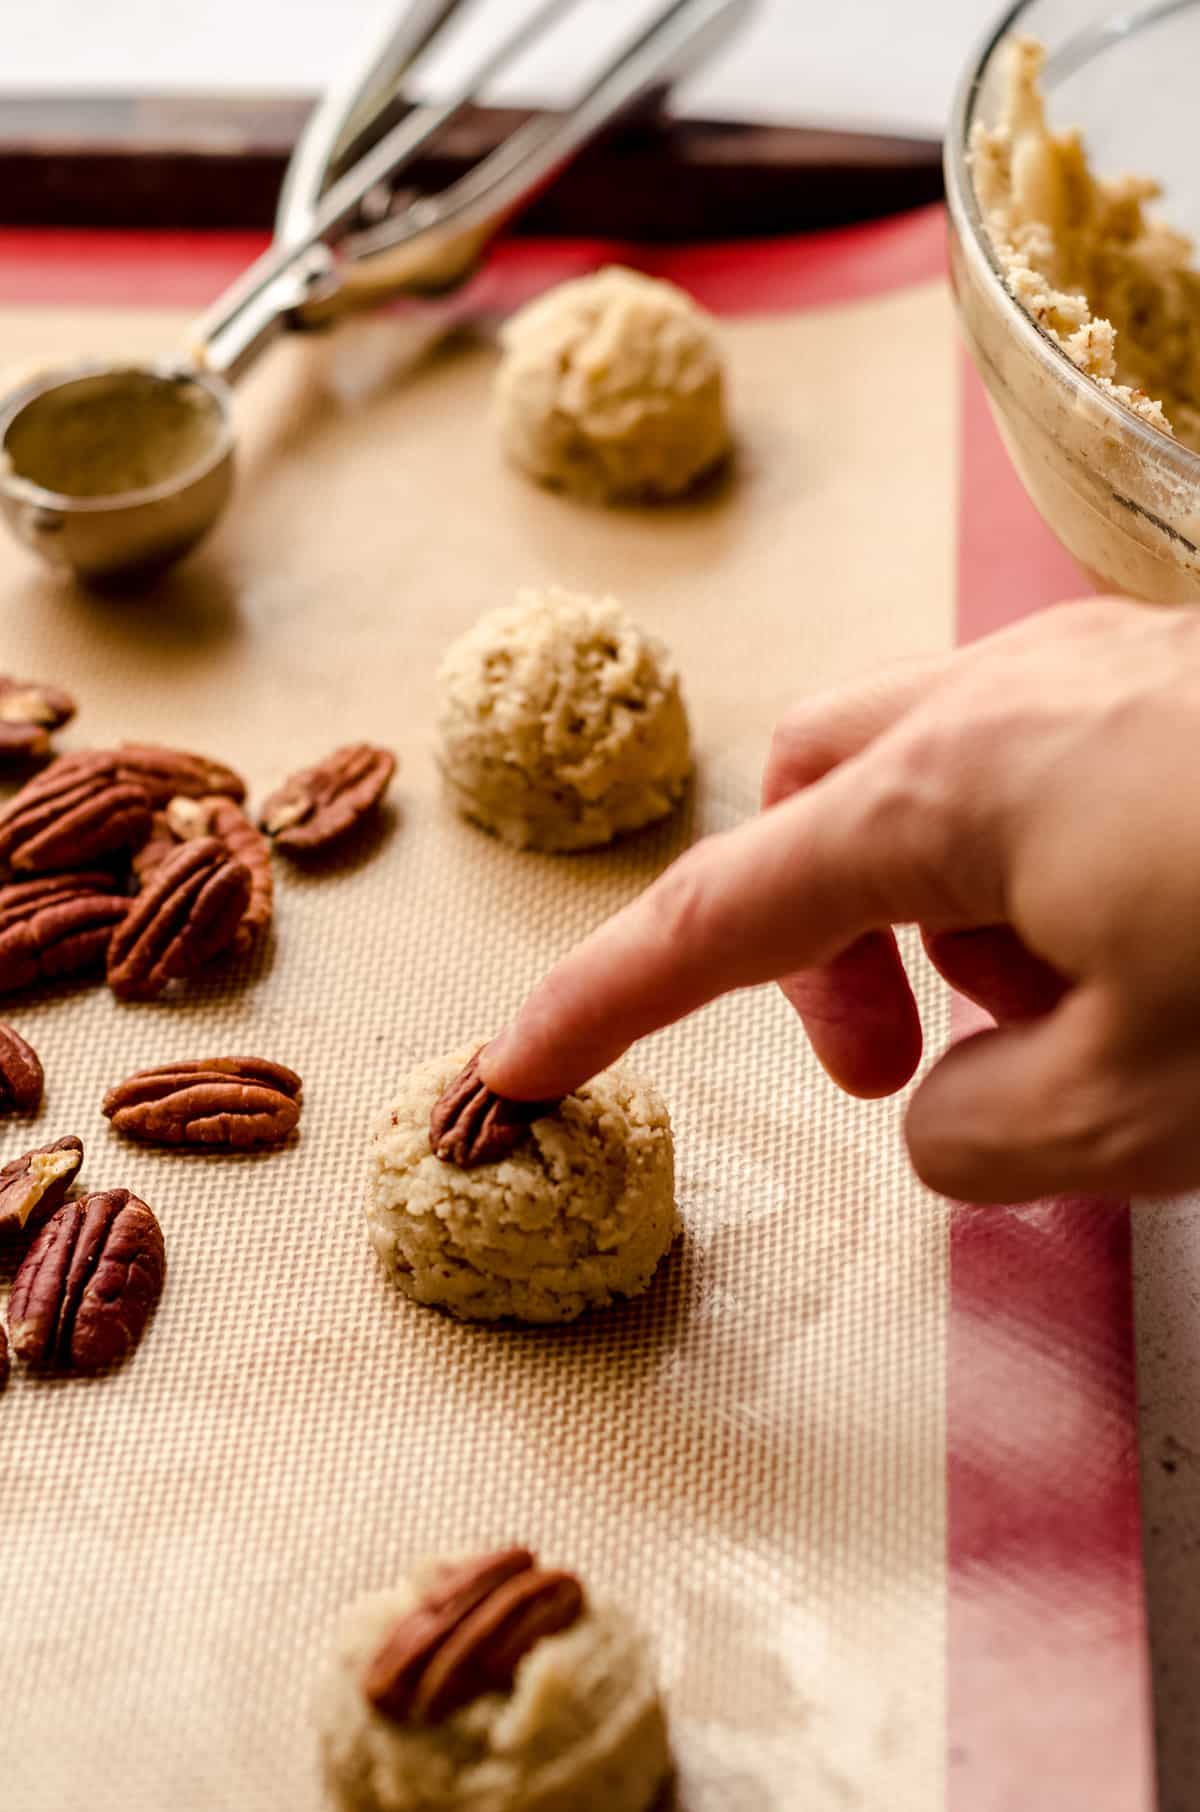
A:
[436,587,691,853]
[365,1047,677,1324]
[313,1566,672,1812]
[494,264,730,501]
[972,37,1200,449]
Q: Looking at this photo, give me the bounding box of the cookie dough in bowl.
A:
[436,586,692,853]
[971,37,1200,450]
[494,264,730,501]
[364,1045,677,1323]
[313,1546,672,1812]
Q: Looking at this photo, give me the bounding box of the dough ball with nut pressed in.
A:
[313,1549,672,1812]
[364,1045,677,1324]
[494,264,730,501]
[436,586,691,852]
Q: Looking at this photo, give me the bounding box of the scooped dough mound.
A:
[314,1565,672,1812]
[971,36,1200,448]
[436,587,691,853]
[494,265,730,501]
[364,1046,677,1324]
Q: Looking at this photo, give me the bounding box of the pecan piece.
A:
[0,873,129,993]
[8,1188,165,1372]
[0,1134,84,1235]
[364,1548,535,1722]
[102,1056,302,1148]
[0,722,51,762]
[115,743,245,806]
[0,675,76,763]
[134,796,272,947]
[416,1568,585,1723]
[131,812,177,884]
[0,1022,44,1113]
[0,754,152,874]
[364,1548,585,1726]
[259,743,395,853]
[107,838,250,999]
[430,1048,560,1168]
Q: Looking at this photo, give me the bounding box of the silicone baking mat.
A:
[0,207,1152,1812]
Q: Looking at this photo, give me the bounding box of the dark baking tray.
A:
[0,92,943,235]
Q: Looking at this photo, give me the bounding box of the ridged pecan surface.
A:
[0,754,152,874]
[8,1188,165,1372]
[0,1022,44,1113]
[364,1548,584,1725]
[0,675,76,762]
[0,872,129,992]
[259,744,395,852]
[107,839,250,999]
[102,1056,302,1148]
[114,743,245,806]
[429,1048,560,1168]
[0,1135,84,1235]
[135,796,272,946]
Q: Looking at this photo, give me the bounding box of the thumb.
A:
[904,991,1132,1203]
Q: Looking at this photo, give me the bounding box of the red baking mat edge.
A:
[0,204,946,313]
[952,361,1155,1811]
[0,203,1154,1810]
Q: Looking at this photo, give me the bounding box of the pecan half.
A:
[0,1135,83,1235]
[259,744,395,852]
[417,1568,585,1722]
[102,1056,302,1148]
[0,873,129,993]
[107,838,250,999]
[8,1188,165,1372]
[115,743,245,806]
[0,1023,44,1113]
[364,1548,585,1726]
[430,1048,560,1168]
[134,796,272,947]
[0,675,76,762]
[0,754,152,874]
[0,1324,8,1389]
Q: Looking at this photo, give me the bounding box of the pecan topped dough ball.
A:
[435,587,692,853]
[313,1547,672,1812]
[365,1044,677,1325]
[494,264,730,502]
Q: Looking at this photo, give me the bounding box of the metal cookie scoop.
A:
[0,0,753,584]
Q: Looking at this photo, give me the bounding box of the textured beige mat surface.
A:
[0,284,955,1810]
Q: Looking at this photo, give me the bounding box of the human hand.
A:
[481,597,1200,1203]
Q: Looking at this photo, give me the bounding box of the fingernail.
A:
[479,1028,512,1079]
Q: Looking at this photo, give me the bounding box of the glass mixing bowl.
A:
[945,0,1200,602]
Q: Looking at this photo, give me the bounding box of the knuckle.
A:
[646,842,727,958]
[853,719,971,907]
[763,707,824,805]
[1047,1066,1157,1178]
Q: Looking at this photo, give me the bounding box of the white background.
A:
[4,0,999,137]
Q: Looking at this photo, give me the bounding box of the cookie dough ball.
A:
[436,587,691,852]
[314,1551,671,1812]
[365,1046,677,1323]
[494,265,730,501]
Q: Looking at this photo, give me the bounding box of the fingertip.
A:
[780,931,924,1100]
[477,1019,569,1102]
[814,1024,924,1099]
[477,994,630,1103]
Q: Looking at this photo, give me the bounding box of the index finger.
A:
[481,742,1007,1100]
